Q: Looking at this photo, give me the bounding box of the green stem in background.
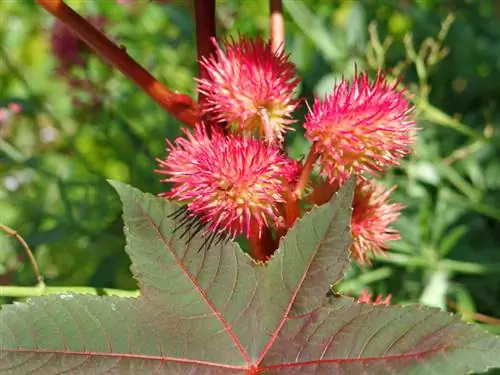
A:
[437,163,482,202]
[376,252,500,275]
[441,188,500,221]
[0,285,139,299]
[36,0,198,127]
[270,0,285,54]
[338,267,393,294]
[447,299,500,326]
[0,224,44,286]
[443,138,486,166]
[416,99,491,143]
[0,138,25,163]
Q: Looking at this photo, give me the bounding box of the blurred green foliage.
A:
[1,0,499,359]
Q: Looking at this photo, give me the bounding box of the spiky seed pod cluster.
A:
[156,36,416,264]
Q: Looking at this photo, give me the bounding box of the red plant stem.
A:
[274,213,287,241]
[281,145,319,230]
[269,0,285,54]
[283,190,300,229]
[306,180,337,206]
[280,145,319,230]
[194,0,216,107]
[249,221,276,262]
[447,299,500,325]
[293,144,318,199]
[36,0,198,127]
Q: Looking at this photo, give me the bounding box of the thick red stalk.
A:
[293,144,318,199]
[306,180,337,206]
[270,0,285,54]
[283,190,300,229]
[249,221,276,262]
[280,145,319,232]
[194,0,216,107]
[37,0,198,127]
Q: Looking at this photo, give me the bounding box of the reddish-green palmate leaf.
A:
[1,179,499,374]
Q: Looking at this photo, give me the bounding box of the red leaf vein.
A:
[138,204,251,364]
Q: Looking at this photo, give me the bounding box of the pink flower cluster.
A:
[155,36,416,264]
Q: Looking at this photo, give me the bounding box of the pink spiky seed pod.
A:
[196,36,301,144]
[350,178,404,265]
[155,124,295,243]
[304,70,416,185]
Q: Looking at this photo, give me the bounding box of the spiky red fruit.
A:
[197,37,300,144]
[305,71,415,185]
[155,124,296,239]
[351,178,403,265]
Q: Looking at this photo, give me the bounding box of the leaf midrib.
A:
[256,201,347,364]
[138,202,252,365]
[2,348,249,370]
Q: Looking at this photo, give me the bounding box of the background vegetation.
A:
[1,0,499,359]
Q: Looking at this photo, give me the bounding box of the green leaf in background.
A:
[420,269,449,309]
[1,180,500,374]
[284,0,346,64]
[345,1,367,52]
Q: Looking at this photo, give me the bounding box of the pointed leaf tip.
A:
[267,175,355,318]
[108,179,139,200]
